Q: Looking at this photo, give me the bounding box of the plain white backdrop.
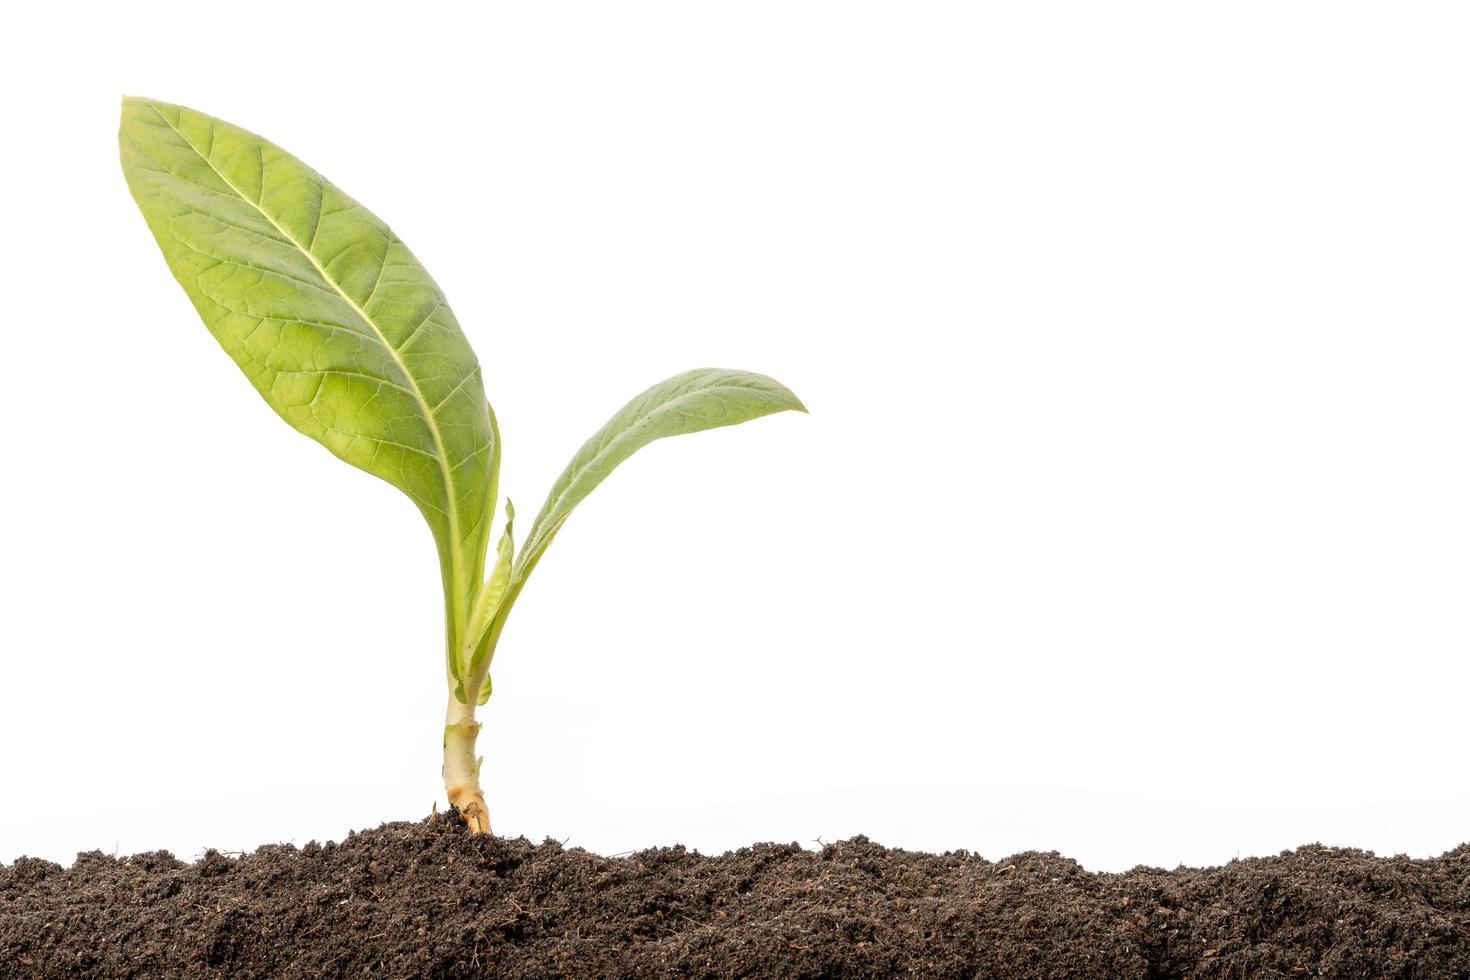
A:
[3,2,1469,872]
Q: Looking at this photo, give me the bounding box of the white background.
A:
[3,2,1469,872]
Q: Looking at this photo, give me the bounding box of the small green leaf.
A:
[458,502,517,702]
[488,500,516,604]
[460,500,516,689]
[517,368,805,585]
[118,97,497,668]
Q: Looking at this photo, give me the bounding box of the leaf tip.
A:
[766,377,808,415]
[118,95,168,144]
[119,94,156,118]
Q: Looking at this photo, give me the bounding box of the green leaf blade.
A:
[119,97,496,615]
[517,368,805,581]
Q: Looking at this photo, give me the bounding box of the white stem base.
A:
[442,696,490,833]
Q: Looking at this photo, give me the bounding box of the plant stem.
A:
[442,695,490,833]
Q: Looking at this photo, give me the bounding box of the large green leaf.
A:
[515,368,806,585]
[118,97,497,636]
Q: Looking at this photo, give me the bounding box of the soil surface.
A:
[3,813,1468,979]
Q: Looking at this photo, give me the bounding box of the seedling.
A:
[118,98,805,832]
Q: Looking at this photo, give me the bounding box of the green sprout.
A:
[118,98,805,832]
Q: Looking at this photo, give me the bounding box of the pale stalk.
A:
[441,549,492,834]
[442,694,489,832]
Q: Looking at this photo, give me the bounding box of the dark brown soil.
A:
[3,813,1468,979]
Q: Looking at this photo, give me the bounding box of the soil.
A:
[2,812,1468,979]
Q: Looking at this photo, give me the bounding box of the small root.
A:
[446,785,491,834]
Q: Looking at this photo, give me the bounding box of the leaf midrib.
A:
[147,102,471,612]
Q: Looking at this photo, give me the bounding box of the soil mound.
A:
[3,813,1468,978]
